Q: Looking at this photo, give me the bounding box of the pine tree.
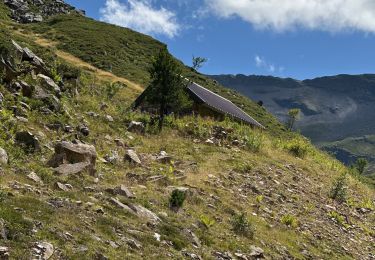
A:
[145,48,191,130]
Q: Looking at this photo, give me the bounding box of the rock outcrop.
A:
[4,0,85,23]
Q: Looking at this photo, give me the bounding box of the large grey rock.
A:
[127,204,161,223]
[48,141,97,175]
[15,131,40,152]
[37,74,61,96]
[0,148,8,165]
[124,149,141,165]
[53,162,91,175]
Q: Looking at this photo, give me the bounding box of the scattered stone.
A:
[15,131,41,152]
[125,238,142,250]
[112,185,135,199]
[127,121,145,133]
[55,182,70,191]
[127,204,161,223]
[156,151,172,164]
[0,219,7,240]
[249,245,264,258]
[0,148,8,165]
[27,172,43,184]
[104,151,119,164]
[0,246,9,260]
[86,111,99,118]
[109,197,133,213]
[78,125,90,136]
[114,138,125,147]
[33,242,54,260]
[105,115,114,122]
[124,149,141,165]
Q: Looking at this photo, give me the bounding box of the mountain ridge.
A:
[0,1,374,259]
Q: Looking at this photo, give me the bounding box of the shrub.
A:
[169,189,186,209]
[243,133,263,152]
[199,214,215,229]
[352,158,368,175]
[281,214,298,228]
[234,162,253,173]
[231,212,255,238]
[329,174,348,203]
[285,139,309,158]
[328,211,349,228]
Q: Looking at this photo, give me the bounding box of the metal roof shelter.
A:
[132,81,264,129]
[186,82,264,128]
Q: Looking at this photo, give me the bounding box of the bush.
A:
[231,212,255,238]
[169,189,186,209]
[199,214,215,229]
[329,174,348,203]
[352,158,368,175]
[243,133,263,152]
[328,211,349,228]
[281,214,298,228]
[285,139,309,158]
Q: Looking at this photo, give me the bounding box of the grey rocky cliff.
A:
[4,0,85,23]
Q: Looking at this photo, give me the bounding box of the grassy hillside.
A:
[0,10,374,260]
[26,15,286,137]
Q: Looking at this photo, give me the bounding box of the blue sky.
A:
[65,0,375,80]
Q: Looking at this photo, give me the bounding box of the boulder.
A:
[37,74,61,96]
[124,149,141,165]
[127,121,145,133]
[15,131,40,152]
[53,162,92,175]
[0,148,8,165]
[127,204,161,223]
[19,81,33,97]
[48,141,97,175]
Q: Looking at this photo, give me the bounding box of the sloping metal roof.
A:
[187,82,265,128]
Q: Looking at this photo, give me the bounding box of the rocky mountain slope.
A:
[0,1,374,259]
[210,74,375,175]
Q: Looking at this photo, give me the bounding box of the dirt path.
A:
[32,35,144,92]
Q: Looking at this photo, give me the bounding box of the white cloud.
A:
[255,55,283,73]
[205,0,375,33]
[100,0,180,38]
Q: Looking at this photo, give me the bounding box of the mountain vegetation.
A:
[0,1,374,259]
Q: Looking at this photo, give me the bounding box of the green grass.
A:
[26,14,287,136]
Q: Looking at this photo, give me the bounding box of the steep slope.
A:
[0,3,374,260]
